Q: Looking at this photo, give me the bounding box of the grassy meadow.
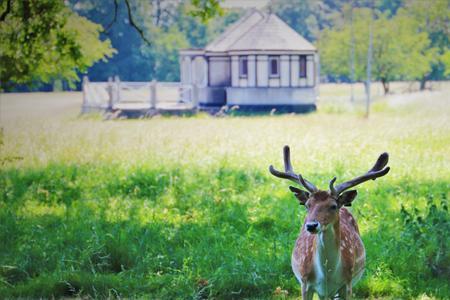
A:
[0,82,449,299]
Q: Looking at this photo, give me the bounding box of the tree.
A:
[72,0,157,82]
[402,0,450,88]
[93,0,224,44]
[189,0,223,22]
[268,0,346,42]
[71,0,238,83]
[366,2,373,117]
[319,8,434,94]
[319,9,370,83]
[373,13,434,93]
[442,50,450,77]
[0,0,115,90]
[0,0,227,90]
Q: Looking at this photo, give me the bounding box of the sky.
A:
[222,0,270,8]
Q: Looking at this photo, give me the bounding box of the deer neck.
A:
[314,220,341,277]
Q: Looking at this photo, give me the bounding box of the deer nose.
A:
[306,221,319,233]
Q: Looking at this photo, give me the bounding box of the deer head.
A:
[269,145,390,234]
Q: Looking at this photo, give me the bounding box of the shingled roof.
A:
[205,10,316,53]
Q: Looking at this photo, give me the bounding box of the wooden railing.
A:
[82,76,198,113]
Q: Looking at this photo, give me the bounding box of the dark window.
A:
[269,56,280,77]
[299,55,307,78]
[239,57,248,77]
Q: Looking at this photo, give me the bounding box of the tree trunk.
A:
[365,1,374,119]
[350,3,355,103]
[420,76,427,90]
[381,79,389,94]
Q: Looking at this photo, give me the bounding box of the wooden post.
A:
[150,79,157,109]
[350,2,355,103]
[365,1,373,118]
[114,75,121,105]
[192,83,198,110]
[107,77,113,110]
[82,76,89,112]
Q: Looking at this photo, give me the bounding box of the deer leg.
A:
[301,283,314,300]
[336,285,347,299]
[345,284,352,300]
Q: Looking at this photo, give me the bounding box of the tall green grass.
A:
[0,84,449,298]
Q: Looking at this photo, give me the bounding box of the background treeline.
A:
[1,0,448,92]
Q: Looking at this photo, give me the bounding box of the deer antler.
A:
[269,145,318,193]
[330,152,390,196]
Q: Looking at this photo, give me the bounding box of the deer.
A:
[269,146,390,300]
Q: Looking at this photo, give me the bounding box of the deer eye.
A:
[330,204,338,210]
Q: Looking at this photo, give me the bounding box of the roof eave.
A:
[227,49,317,55]
[180,49,205,56]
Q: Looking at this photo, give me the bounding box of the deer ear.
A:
[338,190,358,207]
[289,186,310,205]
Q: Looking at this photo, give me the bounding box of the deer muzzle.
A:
[306,221,319,233]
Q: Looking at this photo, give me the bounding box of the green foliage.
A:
[0,129,22,166]
[442,50,450,76]
[373,12,435,91]
[189,0,224,23]
[1,0,447,90]
[319,0,450,88]
[269,0,337,42]
[73,0,240,83]
[399,197,449,280]
[269,0,407,43]
[0,163,448,298]
[141,26,189,81]
[0,0,115,90]
[403,0,450,81]
[1,84,449,298]
[319,8,434,93]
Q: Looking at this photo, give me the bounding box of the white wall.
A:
[299,78,307,87]
[306,55,314,86]
[290,56,299,87]
[256,55,268,87]
[226,87,316,105]
[209,56,231,87]
[231,56,239,87]
[189,52,318,91]
[193,56,208,87]
[268,78,280,87]
[280,55,290,87]
[239,78,248,87]
[248,55,256,87]
[181,56,192,85]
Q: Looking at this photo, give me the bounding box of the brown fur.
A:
[311,190,330,202]
[338,207,365,282]
[292,191,365,285]
[293,224,316,281]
